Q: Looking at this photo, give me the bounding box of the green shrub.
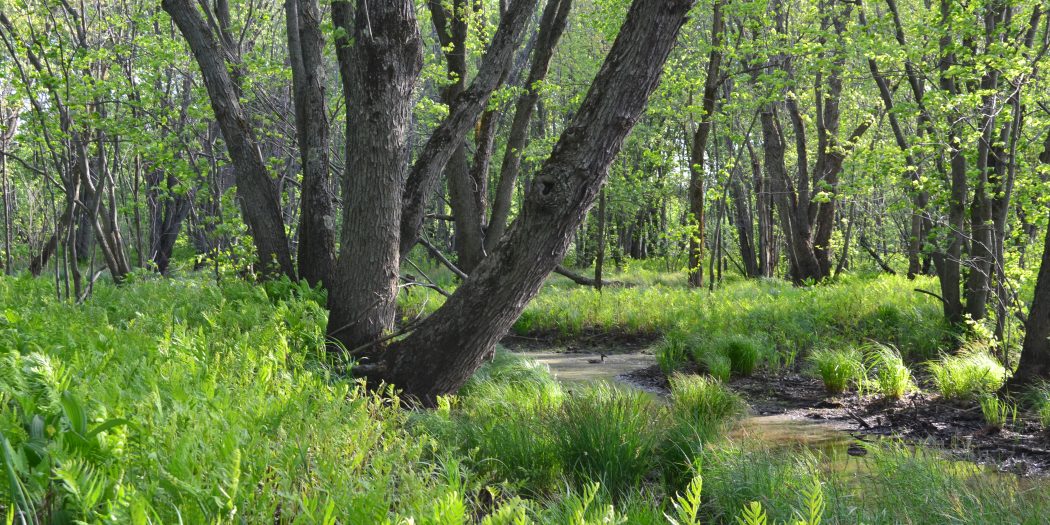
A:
[927,349,1006,400]
[554,383,668,495]
[979,395,1018,429]
[864,343,915,399]
[807,348,865,394]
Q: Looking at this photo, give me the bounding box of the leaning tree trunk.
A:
[1006,217,1050,389]
[380,0,696,405]
[162,0,295,279]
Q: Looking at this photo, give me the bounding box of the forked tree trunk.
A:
[380,0,696,405]
[486,0,572,252]
[162,0,295,279]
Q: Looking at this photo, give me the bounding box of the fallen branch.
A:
[418,236,468,280]
[554,265,625,288]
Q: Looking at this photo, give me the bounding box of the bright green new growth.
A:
[863,343,915,399]
[807,348,865,394]
[657,331,692,375]
[669,373,746,438]
[927,349,1006,400]
[979,395,1018,429]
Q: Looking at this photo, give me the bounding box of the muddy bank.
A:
[507,339,1050,475]
[622,364,1050,476]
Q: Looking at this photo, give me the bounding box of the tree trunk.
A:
[486,0,571,252]
[287,0,336,287]
[1006,219,1050,389]
[595,186,607,291]
[431,0,487,273]
[327,0,423,350]
[730,166,759,277]
[686,0,724,287]
[162,0,295,279]
[379,0,696,405]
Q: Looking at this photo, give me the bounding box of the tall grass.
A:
[927,348,1007,400]
[807,347,865,394]
[513,273,947,362]
[555,383,668,496]
[864,343,916,399]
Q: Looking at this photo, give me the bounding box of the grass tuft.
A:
[807,347,865,395]
[720,335,765,377]
[927,349,1006,400]
[864,343,915,399]
[979,395,1018,429]
[554,382,667,496]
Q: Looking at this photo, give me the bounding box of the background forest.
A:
[2,0,1050,522]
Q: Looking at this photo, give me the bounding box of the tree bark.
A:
[287,0,336,287]
[379,0,696,405]
[162,0,295,279]
[1006,218,1050,389]
[399,0,540,259]
[327,0,423,350]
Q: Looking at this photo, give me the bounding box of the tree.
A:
[162,0,296,279]
[287,0,336,287]
[378,0,697,404]
[686,0,725,288]
[1007,209,1050,389]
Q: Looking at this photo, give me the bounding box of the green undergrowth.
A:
[399,269,948,364]
[637,274,945,378]
[2,273,1047,523]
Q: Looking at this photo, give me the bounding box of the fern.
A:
[737,501,768,525]
[666,472,703,525]
[481,497,532,525]
[793,476,825,525]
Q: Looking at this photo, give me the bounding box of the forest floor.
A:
[505,336,1050,477]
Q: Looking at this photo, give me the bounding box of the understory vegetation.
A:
[3,271,1049,523]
